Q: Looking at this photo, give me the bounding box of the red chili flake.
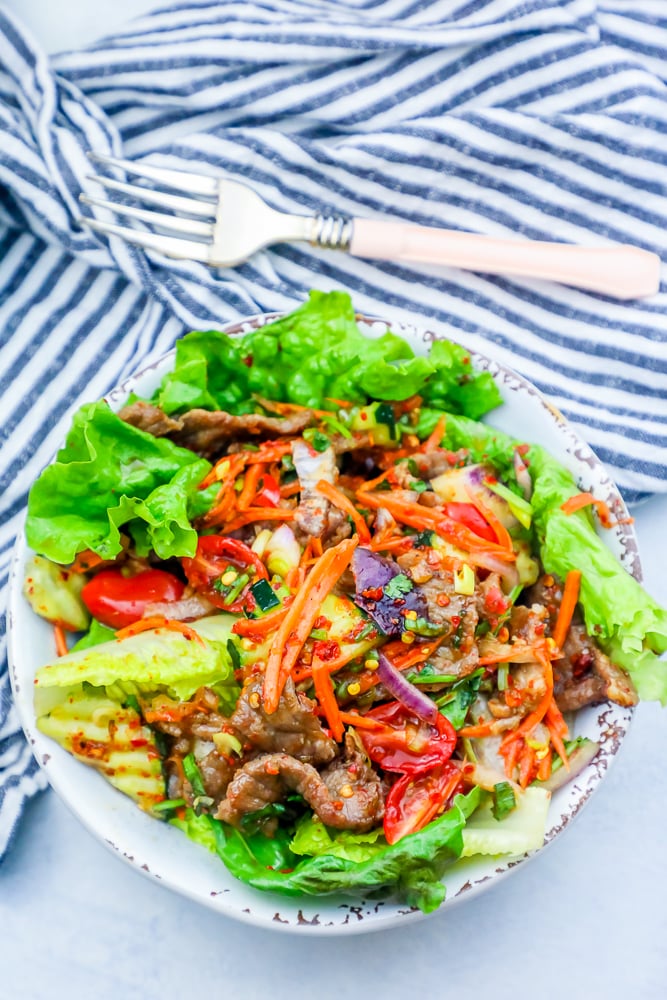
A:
[265,762,280,775]
[450,615,461,627]
[436,593,450,607]
[313,615,332,631]
[130,738,148,748]
[360,412,368,421]
[333,801,344,811]
[242,355,253,367]
[462,356,470,365]
[534,622,545,635]
[516,443,530,456]
[313,639,341,661]
[361,586,384,601]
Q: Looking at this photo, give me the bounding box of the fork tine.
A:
[89,152,218,198]
[80,194,214,240]
[79,216,214,265]
[84,174,216,219]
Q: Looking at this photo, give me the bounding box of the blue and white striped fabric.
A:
[1,0,666,855]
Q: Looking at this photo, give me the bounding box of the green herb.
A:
[124,694,141,714]
[303,428,331,452]
[492,782,517,821]
[310,628,328,641]
[436,669,484,729]
[383,574,414,599]
[475,620,491,638]
[250,578,280,613]
[183,753,206,798]
[226,638,241,670]
[412,529,435,548]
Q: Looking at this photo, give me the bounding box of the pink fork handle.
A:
[349,218,661,299]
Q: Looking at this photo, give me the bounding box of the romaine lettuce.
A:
[150,291,502,417]
[26,400,217,564]
[34,614,240,713]
[172,787,481,913]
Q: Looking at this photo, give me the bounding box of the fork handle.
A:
[348,218,660,300]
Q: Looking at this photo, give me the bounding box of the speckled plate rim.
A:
[8,312,637,935]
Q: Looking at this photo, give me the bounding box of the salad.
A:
[23,291,667,914]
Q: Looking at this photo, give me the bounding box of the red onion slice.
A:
[377,651,439,725]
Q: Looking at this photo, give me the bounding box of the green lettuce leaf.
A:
[70,619,116,652]
[290,815,386,863]
[34,614,240,713]
[432,412,667,703]
[172,788,481,914]
[26,401,215,563]
[151,290,501,417]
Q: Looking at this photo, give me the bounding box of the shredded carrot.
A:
[232,605,290,637]
[477,639,555,667]
[69,549,105,574]
[324,397,353,408]
[311,536,323,558]
[560,492,614,528]
[537,751,552,782]
[201,492,237,527]
[199,453,247,490]
[315,479,371,543]
[54,624,69,657]
[115,616,205,645]
[465,484,513,554]
[421,415,447,453]
[369,535,414,554]
[518,743,537,788]
[551,569,582,650]
[245,441,294,464]
[262,537,358,713]
[237,462,266,511]
[360,491,516,559]
[220,507,296,533]
[312,656,344,741]
[503,736,523,779]
[280,481,301,498]
[459,720,502,738]
[357,469,392,493]
[337,711,389,732]
[500,653,554,750]
[545,698,570,769]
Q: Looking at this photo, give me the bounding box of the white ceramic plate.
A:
[7,313,637,934]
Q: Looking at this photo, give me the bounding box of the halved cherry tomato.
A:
[254,473,281,508]
[443,502,497,544]
[81,569,185,629]
[384,762,464,844]
[181,535,268,611]
[358,700,456,775]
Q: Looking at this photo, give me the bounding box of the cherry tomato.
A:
[81,569,185,629]
[254,473,281,508]
[384,762,464,844]
[359,701,456,775]
[443,502,497,544]
[181,535,268,611]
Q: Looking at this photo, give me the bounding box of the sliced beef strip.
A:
[216,746,384,832]
[396,549,479,679]
[145,689,236,805]
[230,677,336,765]
[119,400,313,457]
[174,408,313,457]
[119,400,184,437]
[526,575,637,711]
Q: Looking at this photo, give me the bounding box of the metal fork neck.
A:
[311,215,353,251]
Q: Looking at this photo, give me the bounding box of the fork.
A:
[79,153,660,299]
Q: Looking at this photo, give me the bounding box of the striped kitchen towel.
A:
[0,0,665,854]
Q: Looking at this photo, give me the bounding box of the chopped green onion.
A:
[152,797,186,814]
[183,753,206,798]
[492,781,517,821]
[224,571,251,604]
[124,694,141,714]
[404,616,445,638]
[250,578,280,613]
[310,628,328,641]
[320,413,352,438]
[497,663,509,691]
